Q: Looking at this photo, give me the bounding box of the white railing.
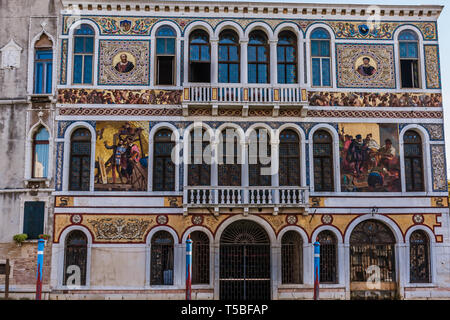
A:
[184,84,306,104]
[184,186,309,207]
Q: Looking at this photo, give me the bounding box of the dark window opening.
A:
[23,201,45,240]
[313,130,334,192]
[150,231,174,285]
[281,231,303,284]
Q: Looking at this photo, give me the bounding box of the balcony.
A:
[182,84,309,117]
[183,186,309,215]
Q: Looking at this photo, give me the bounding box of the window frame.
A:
[34,49,53,94]
[281,231,303,284]
[398,30,421,89]
[153,129,176,191]
[409,230,431,284]
[72,24,95,85]
[403,130,425,192]
[69,128,92,191]
[310,28,332,88]
[312,130,334,192]
[218,30,240,83]
[150,230,175,286]
[248,30,270,84]
[188,128,211,186]
[279,129,300,186]
[63,230,88,286]
[317,230,338,284]
[277,30,298,84]
[32,126,50,179]
[156,26,176,85]
[189,29,211,83]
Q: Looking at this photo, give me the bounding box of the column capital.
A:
[240,38,249,43]
[269,39,278,45]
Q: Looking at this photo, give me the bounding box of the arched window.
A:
[191,231,210,284]
[313,130,334,192]
[188,128,211,186]
[218,128,241,186]
[150,231,174,285]
[34,33,53,94]
[156,26,176,85]
[153,129,175,191]
[279,129,300,186]
[249,128,271,186]
[277,31,297,84]
[69,128,91,191]
[189,30,211,83]
[399,30,420,89]
[73,24,94,84]
[310,28,331,87]
[281,231,303,284]
[248,30,269,83]
[63,230,88,286]
[404,130,424,192]
[350,220,396,283]
[32,126,49,178]
[218,30,240,83]
[317,231,337,283]
[410,230,430,283]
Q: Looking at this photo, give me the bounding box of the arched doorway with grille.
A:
[349,219,397,299]
[219,220,271,300]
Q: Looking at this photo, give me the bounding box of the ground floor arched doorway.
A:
[219,220,271,300]
[349,219,397,299]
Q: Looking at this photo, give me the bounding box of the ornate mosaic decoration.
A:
[309,91,442,107]
[60,39,68,85]
[87,217,152,241]
[55,142,64,191]
[422,124,444,141]
[413,214,425,225]
[307,109,443,119]
[98,40,150,85]
[192,215,204,225]
[62,15,438,41]
[321,214,333,225]
[431,145,447,192]
[59,106,182,116]
[70,214,82,224]
[329,21,437,40]
[156,215,168,225]
[336,44,395,88]
[424,45,441,89]
[286,215,298,225]
[57,88,182,104]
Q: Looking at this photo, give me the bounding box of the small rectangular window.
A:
[23,201,45,240]
[157,56,174,85]
[401,60,420,88]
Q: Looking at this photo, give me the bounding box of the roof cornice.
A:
[61,1,443,20]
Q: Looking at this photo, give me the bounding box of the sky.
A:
[198,0,450,175]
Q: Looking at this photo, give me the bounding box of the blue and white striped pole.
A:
[36,238,45,300]
[313,241,320,300]
[186,235,192,300]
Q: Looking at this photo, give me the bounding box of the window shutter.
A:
[23,201,45,239]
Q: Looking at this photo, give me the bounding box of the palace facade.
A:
[0,0,449,300]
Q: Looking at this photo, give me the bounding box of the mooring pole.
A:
[35,238,45,300]
[5,259,10,299]
[313,241,320,300]
[186,235,192,300]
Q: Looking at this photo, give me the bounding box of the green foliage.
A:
[13,233,28,244]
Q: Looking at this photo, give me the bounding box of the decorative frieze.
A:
[431,145,447,192]
[424,45,441,89]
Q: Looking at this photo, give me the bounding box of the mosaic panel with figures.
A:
[62,15,438,41]
[57,88,182,104]
[309,91,442,107]
[336,44,395,89]
[98,40,150,85]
